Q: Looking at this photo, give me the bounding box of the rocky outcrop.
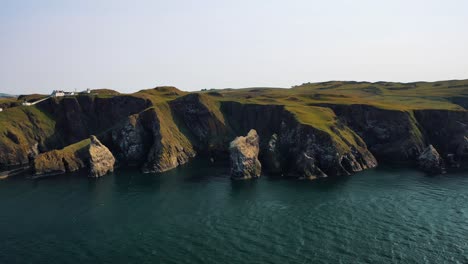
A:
[414,110,468,168]
[278,111,377,178]
[88,136,115,177]
[229,129,262,179]
[417,145,445,174]
[33,136,115,177]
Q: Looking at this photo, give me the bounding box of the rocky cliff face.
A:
[319,104,425,163]
[414,110,468,168]
[139,106,196,173]
[37,95,151,146]
[111,114,150,166]
[2,91,467,179]
[229,129,262,179]
[222,102,377,178]
[169,93,233,154]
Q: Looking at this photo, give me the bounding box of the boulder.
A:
[89,135,116,177]
[229,129,261,179]
[418,145,445,174]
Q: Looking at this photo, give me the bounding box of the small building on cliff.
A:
[51,90,65,97]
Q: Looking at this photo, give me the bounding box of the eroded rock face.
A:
[293,152,327,179]
[222,102,377,179]
[140,107,196,173]
[229,129,262,179]
[320,104,425,162]
[111,114,149,165]
[418,145,445,174]
[264,134,282,174]
[89,136,115,177]
[169,93,232,152]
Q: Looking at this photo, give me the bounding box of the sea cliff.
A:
[0,80,467,178]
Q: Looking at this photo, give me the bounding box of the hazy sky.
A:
[1,0,467,94]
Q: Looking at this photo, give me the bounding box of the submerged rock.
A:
[89,135,115,177]
[418,145,445,174]
[229,129,261,179]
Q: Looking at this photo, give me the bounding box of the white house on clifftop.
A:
[51,90,65,97]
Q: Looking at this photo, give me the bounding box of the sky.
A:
[1,0,467,94]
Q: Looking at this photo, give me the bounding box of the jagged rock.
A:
[229,129,261,179]
[418,145,445,174]
[111,114,149,165]
[294,152,327,179]
[264,134,282,174]
[89,135,115,177]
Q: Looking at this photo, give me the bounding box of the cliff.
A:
[1,79,467,178]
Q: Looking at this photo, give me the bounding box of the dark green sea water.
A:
[1,159,468,264]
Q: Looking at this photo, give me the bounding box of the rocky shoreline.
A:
[0,87,467,179]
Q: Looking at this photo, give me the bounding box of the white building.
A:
[22,102,32,106]
[52,90,65,97]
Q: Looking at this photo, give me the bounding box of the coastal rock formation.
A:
[320,104,425,163]
[140,106,196,173]
[33,136,115,177]
[417,145,445,174]
[293,152,327,179]
[229,129,262,179]
[89,135,115,177]
[2,81,468,179]
[222,102,377,179]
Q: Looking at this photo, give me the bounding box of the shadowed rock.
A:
[418,145,445,174]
